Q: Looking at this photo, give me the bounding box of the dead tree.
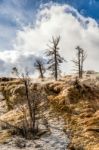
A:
[12,67,47,137]
[34,58,45,79]
[73,46,87,78]
[46,36,65,81]
[12,67,37,135]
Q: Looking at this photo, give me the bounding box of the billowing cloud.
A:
[0,3,99,76]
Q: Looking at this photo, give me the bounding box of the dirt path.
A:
[0,91,69,150]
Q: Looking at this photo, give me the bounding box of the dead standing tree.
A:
[12,67,38,136]
[34,58,46,79]
[1,66,48,138]
[46,36,65,81]
[73,46,87,78]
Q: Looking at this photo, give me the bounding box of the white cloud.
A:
[0,3,99,75]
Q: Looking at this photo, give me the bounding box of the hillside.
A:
[0,75,99,150]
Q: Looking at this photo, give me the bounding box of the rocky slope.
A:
[0,75,99,150]
[47,76,99,150]
[0,78,69,150]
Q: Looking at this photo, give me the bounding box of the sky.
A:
[0,0,99,76]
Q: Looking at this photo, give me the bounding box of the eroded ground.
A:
[0,75,99,150]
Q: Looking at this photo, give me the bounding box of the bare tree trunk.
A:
[80,50,85,78]
[74,46,86,79]
[32,97,36,132]
[78,49,81,78]
[46,36,65,81]
[54,48,58,81]
[39,65,44,79]
[34,58,45,79]
[24,80,34,130]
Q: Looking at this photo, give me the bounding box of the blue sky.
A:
[0,0,99,75]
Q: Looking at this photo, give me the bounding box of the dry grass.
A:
[0,130,11,144]
[46,78,99,150]
[0,76,99,149]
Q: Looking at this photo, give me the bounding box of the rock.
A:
[35,144,42,148]
[14,138,26,148]
[26,143,33,147]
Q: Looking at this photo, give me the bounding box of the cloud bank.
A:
[0,3,99,76]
